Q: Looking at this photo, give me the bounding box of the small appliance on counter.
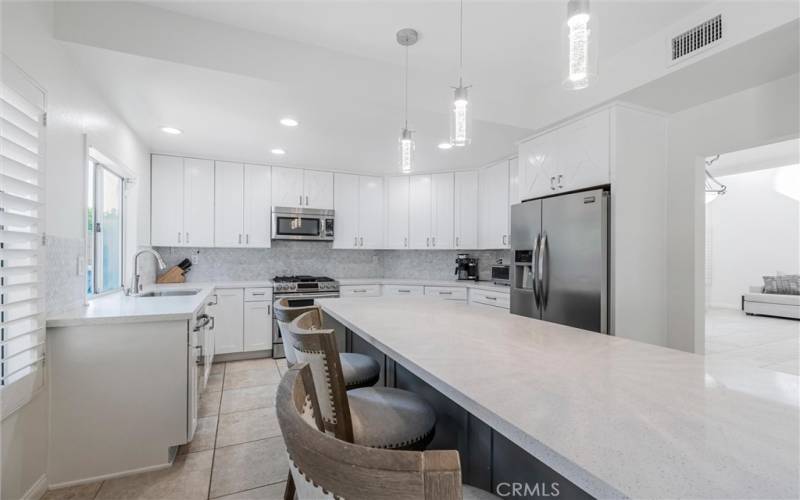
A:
[454,254,478,281]
[491,261,510,286]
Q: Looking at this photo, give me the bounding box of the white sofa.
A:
[743,286,800,319]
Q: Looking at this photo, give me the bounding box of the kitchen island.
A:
[318,296,799,499]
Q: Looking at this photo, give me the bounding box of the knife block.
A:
[156,266,186,284]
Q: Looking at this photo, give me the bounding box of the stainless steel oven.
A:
[272,290,339,358]
[271,207,335,241]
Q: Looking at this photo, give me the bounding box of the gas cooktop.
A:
[272,275,339,293]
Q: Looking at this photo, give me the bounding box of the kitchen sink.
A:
[138,289,201,297]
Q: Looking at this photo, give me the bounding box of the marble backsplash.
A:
[154,241,509,283]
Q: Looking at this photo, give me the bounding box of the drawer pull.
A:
[485,296,497,301]
[398,289,411,293]
[439,291,453,295]
[354,289,367,293]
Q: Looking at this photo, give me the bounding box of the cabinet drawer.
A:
[469,289,510,309]
[424,286,467,301]
[383,284,424,296]
[244,287,273,302]
[340,284,381,297]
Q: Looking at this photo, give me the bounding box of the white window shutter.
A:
[1,55,46,415]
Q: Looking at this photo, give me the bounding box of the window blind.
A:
[1,59,46,401]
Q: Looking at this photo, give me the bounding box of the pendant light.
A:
[397,28,418,174]
[564,0,595,90]
[450,0,471,147]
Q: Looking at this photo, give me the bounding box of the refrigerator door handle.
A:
[532,233,541,309]
[540,232,549,309]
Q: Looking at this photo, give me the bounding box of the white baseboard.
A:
[47,461,172,490]
[22,474,47,500]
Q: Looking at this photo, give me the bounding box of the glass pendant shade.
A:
[563,0,597,90]
[450,85,472,147]
[399,128,415,173]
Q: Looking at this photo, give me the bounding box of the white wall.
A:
[1,2,149,499]
[706,165,800,309]
[666,73,800,354]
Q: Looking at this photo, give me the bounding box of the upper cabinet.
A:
[454,170,478,249]
[518,108,610,200]
[385,176,410,249]
[152,155,214,247]
[408,175,432,249]
[333,173,384,249]
[431,173,454,249]
[478,160,510,249]
[407,173,454,249]
[215,162,271,248]
[271,166,333,209]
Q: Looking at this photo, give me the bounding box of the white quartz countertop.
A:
[318,297,800,500]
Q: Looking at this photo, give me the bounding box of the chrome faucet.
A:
[127,248,167,296]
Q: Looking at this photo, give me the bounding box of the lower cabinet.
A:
[383,284,424,297]
[210,287,273,355]
[424,286,467,302]
[468,289,511,310]
[340,284,381,297]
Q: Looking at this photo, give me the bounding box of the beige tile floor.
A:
[43,358,291,500]
[705,308,800,376]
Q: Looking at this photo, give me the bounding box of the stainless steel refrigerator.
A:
[510,188,610,334]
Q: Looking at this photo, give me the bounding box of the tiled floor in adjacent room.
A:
[43,358,291,500]
[705,308,800,376]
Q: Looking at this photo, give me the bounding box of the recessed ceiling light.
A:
[438,142,453,150]
[160,126,182,135]
[271,148,286,155]
[280,117,299,127]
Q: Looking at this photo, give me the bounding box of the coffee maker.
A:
[454,254,479,281]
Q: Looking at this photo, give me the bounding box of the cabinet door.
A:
[212,289,244,355]
[243,301,272,352]
[214,161,244,247]
[333,173,359,248]
[478,161,510,249]
[454,171,478,249]
[385,176,410,249]
[243,164,271,248]
[359,176,384,249]
[408,175,432,249]
[557,109,610,191]
[183,158,215,247]
[518,132,557,200]
[303,170,334,209]
[271,166,304,208]
[431,173,454,249]
[509,157,521,205]
[151,155,184,246]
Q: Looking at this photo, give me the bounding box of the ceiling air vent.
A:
[670,14,723,64]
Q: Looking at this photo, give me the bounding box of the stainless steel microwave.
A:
[271,207,335,241]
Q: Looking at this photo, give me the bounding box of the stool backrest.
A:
[277,364,463,500]
[288,309,353,442]
[274,299,320,366]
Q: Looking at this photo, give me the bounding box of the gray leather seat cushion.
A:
[340,352,380,388]
[463,485,499,499]
[348,387,435,449]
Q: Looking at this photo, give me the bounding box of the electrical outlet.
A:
[191,250,200,265]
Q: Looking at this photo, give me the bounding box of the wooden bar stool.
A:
[288,309,436,451]
[277,364,497,500]
[274,299,380,389]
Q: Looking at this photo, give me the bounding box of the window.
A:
[87,160,124,295]
[1,55,46,412]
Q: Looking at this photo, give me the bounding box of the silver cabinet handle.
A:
[209,316,215,330]
[267,305,271,315]
[299,195,302,205]
[306,195,309,206]
[246,234,250,244]
[398,289,410,293]
[432,237,436,247]
[550,176,556,190]
[238,234,242,244]
[207,294,218,306]
[502,234,508,246]
[557,174,563,189]
[353,289,367,293]
[439,291,452,295]
[455,236,460,247]
[186,232,190,243]
[178,232,181,244]
[485,296,497,301]
[354,236,358,247]
[360,236,364,247]
[404,237,408,247]
[426,237,430,247]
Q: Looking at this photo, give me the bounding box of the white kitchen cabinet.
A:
[385,176,410,249]
[409,175,432,249]
[519,132,558,200]
[243,164,271,247]
[210,289,244,355]
[383,284,424,296]
[271,166,304,207]
[151,155,184,246]
[478,160,510,249]
[183,158,215,247]
[243,300,272,352]
[304,170,334,209]
[469,288,510,309]
[518,108,610,199]
[509,157,520,205]
[333,174,384,249]
[431,173,454,249]
[340,284,381,297]
[424,286,467,302]
[214,161,244,247]
[454,171,478,249]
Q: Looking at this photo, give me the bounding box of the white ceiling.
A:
[59,1,717,174]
